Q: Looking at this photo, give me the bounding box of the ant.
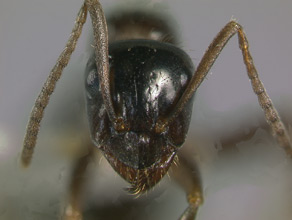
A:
[21,0,292,219]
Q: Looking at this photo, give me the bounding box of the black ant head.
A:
[85,39,194,193]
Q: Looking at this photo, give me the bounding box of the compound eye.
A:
[85,68,100,100]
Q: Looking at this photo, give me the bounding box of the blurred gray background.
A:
[1,0,292,219]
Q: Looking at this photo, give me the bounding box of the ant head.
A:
[85,40,194,192]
